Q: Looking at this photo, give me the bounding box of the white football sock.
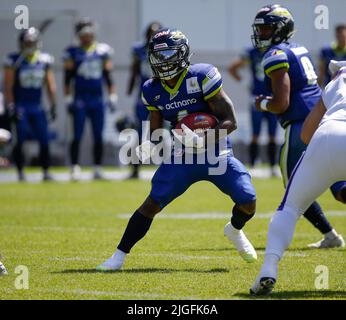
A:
[325,229,338,239]
[265,206,299,258]
[112,249,126,261]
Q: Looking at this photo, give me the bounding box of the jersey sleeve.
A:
[40,53,55,69]
[262,49,290,76]
[141,81,160,112]
[319,46,329,62]
[62,47,73,62]
[201,65,223,100]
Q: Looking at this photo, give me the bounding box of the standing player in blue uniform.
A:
[229,47,278,175]
[97,28,258,271]
[63,18,117,180]
[252,4,345,248]
[3,27,57,181]
[126,22,162,178]
[319,24,346,87]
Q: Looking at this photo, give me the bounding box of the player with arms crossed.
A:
[252,4,345,248]
[251,60,346,295]
[229,46,278,175]
[97,28,257,271]
[63,18,117,180]
[3,27,57,181]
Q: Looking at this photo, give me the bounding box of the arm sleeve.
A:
[202,66,223,100]
[262,49,290,76]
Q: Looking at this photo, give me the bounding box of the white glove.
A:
[172,124,204,149]
[329,60,346,76]
[135,140,156,163]
[108,93,118,112]
[0,128,11,144]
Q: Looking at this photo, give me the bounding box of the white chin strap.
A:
[329,60,346,75]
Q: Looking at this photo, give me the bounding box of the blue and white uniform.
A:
[262,42,346,196]
[63,42,113,144]
[132,42,152,123]
[4,51,53,145]
[241,47,277,137]
[142,64,256,209]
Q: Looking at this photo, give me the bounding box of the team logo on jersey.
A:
[154,95,161,102]
[206,68,217,80]
[186,77,201,94]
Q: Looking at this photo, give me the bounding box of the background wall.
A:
[0,0,344,165]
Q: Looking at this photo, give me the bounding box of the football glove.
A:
[172,124,204,149]
[108,93,118,113]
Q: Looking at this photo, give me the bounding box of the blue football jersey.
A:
[320,44,346,85]
[63,42,113,97]
[141,63,232,153]
[132,42,152,88]
[4,51,54,106]
[241,47,270,96]
[262,42,322,128]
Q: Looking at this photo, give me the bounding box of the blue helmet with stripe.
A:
[252,4,295,50]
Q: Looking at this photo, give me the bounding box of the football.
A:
[175,112,218,135]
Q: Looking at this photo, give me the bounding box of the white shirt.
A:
[321,67,346,124]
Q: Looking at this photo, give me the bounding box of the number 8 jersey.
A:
[262,42,322,128]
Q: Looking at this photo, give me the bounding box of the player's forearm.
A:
[3,68,15,105]
[206,89,237,142]
[46,70,57,106]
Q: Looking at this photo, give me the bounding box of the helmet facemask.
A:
[149,43,190,80]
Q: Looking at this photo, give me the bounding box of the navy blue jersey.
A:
[63,42,113,97]
[320,43,346,85]
[4,51,54,106]
[132,42,152,88]
[142,63,232,153]
[241,47,270,96]
[262,42,321,128]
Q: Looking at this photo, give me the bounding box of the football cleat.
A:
[70,165,81,181]
[224,222,257,263]
[308,233,345,249]
[96,255,124,271]
[250,277,276,296]
[0,261,8,276]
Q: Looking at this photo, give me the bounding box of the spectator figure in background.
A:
[319,24,346,88]
[63,18,117,181]
[229,47,278,176]
[3,27,57,181]
[126,21,162,179]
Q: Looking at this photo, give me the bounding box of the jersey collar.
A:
[160,66,190,96]
[25,50,40,64]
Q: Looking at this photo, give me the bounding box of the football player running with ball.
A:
[97,28,257,271]
[252,4,345,249]
[251,61,346,295]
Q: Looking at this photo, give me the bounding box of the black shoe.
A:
[250,277,276,296]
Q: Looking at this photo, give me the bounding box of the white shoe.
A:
[224,222,257,263]
[250,276,276,296]
[308,233,345,249]
[93,167,104,180]
[0,261,8,276]
[71,165,81,181]
[96,251,126,271]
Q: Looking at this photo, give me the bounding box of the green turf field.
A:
[0,168,345,300]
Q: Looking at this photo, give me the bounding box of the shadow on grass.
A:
[235,290,346,300]
[188,247,344,252]
[52,267,229,275]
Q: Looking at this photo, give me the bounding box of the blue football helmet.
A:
[19,27,41,54]
[252,4,295,50]
[148,28,190,80]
